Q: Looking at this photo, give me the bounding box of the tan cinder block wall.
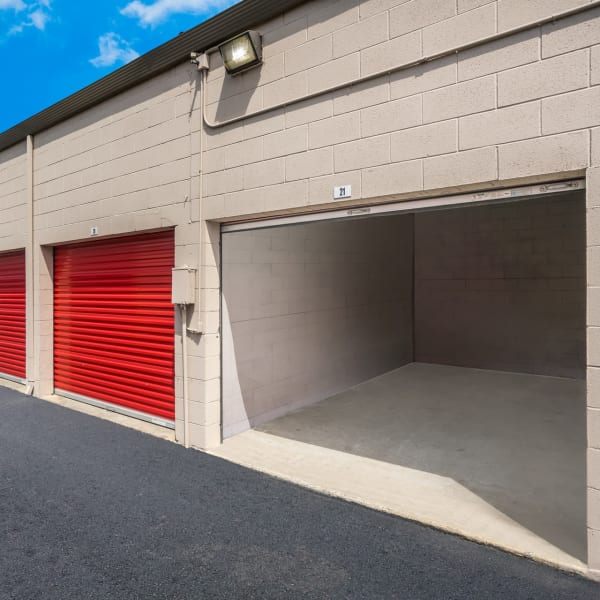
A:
[221,215,414,437]
[415,193,586,378]
[33,64,199,246]
[201,0,600,224]
[587,166,600,574]
[27,63,209,442]
[0,141,27,252]
[201,0,600,573]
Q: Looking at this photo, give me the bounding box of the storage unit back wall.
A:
[414,193,586,378]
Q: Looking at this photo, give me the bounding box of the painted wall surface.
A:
[33,65,198,244]
[201,0,600,223]
[415,193,586,378]
[0,141,26,252]
[221,215,414,437]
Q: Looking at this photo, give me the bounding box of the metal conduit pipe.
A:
[180,303,190,448]
[198,0,600,130]
[187,62,207,336]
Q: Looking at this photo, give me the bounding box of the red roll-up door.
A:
[54,230,175,422]
[0,250,26,380]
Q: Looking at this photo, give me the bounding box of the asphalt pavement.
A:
[0,387,598,599]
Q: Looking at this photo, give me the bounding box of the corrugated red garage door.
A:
[54,230,175,424]
[0,250,26,381]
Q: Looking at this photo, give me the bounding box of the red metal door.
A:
[0,250,26,380]
[54,231,175,422]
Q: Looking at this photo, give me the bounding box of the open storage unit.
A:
[221,182,587,565]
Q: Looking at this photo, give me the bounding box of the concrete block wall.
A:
[587,167,600,574]
[221,214,413,437]
[202,1,600,223]
[184,219,222,449]
[32,64,198,245]
[29,63,207,438]
[0,141,27,252]
[415,193,586,378]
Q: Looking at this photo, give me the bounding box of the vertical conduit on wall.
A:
[187,61,207,335]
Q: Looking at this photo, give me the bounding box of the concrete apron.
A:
[209,363,588,575]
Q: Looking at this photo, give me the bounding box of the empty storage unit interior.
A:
[221,185,587,565]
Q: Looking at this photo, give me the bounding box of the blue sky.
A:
[0,0,239,132]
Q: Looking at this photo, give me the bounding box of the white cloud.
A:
[120,0,235,28]
[6,1,51,35]
[90,32,140,68]
[27,8,47,29]
[0,0,26,10]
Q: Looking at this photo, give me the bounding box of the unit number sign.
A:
[334,185,352,200]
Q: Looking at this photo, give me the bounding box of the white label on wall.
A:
[334,185,352,200]
[347,207,371,216]
[90,226,99,236]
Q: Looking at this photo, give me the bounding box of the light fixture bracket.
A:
[190,52,209,71]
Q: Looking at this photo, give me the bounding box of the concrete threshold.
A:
[43,393,176,443]
[209,363,588,576]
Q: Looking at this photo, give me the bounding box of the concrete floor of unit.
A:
[210,363,588,573]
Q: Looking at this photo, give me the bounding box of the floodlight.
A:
[219,31,262,75]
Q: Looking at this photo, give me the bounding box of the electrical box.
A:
[171,267,197,304]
